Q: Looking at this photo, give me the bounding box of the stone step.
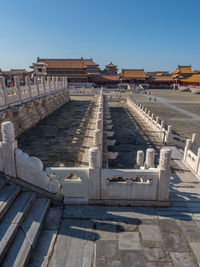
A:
[2,198,50,267]
[0,184,20,221]
[0,178,5,190]
[0,192,36,263]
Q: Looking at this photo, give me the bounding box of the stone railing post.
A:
[165,125,172,145]
[25,76,32,99]
[14,76,21,102]
[135,150,144,168]
[161,120,165,129]
[40,76,46,94]
[191,133,198,152]
[157,148,172,201]
[145,148,155,168]
[195,148,200,174]
[89,147,100,199]
[0,121,17,177]
[47,76,51,92]
[0,76,8,105]
[183,139,192,162]
[34,76,39,96]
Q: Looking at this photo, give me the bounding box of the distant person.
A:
[154,97,157,102]
[12,80,15,87]
[149,96,152,101]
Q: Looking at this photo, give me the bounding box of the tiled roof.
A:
[182,74,200,83]
[152,75,174,81]
[121,69,146,78]
[91,75,120,81]
[106,62,118,68]
[173,65,193,74]
[37,58,86,69]
[83,59,99,66]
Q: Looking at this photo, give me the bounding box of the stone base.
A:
[88,199,170,207]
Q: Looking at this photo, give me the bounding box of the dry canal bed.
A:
[17,96,96,168]
[108,102,162,169]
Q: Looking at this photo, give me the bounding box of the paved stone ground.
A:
[28,147,200,267]
[17,96,96,168]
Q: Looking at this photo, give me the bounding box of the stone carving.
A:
[106,176,151,184]
[135,150,144,168]
[108,152,118,160]
[1,121,15,143]
[159,148,171,170]
[145,148,155,168]
[89,147,100,169]
[15,149,60,193]
[106,131,114,137]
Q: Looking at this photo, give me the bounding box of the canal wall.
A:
[0,76,70,137]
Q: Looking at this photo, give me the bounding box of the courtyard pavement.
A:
[29,147,200,267]
[142,94,200,121]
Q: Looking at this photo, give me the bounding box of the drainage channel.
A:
[108,101,163,169]
[17,96,96,168]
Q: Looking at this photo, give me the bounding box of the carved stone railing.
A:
[0,114,171,205]
[0,76,68,109]
[69,86,95,96]
[183,134,200,179]
[127,97,186,147]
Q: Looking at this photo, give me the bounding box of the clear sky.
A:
[1,0,200,72]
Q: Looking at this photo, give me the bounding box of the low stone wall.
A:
[0,76,70,137]
[183,134,200,179]
[127,97,186,147]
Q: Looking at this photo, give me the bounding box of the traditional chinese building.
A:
[36,57,89,83]
[120,69,146,83]
[146,73,174,88]
[172,65,194,79]
[89,74,120,85]
[83,58,100,74]
[3,69,28,85]
[102,62,118,75]
[180,74,200,87]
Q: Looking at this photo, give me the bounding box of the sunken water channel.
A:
[108,102,161,169]
[17,97,95,168]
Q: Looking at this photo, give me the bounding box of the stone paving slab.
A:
[170,252,199,267]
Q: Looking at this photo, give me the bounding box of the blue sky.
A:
[0,0,200,72]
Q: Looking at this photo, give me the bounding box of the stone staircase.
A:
[0,178,50,266]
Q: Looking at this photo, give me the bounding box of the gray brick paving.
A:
[46,147,200,266]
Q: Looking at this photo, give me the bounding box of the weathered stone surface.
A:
[144,248,170,262]
[43,206,62,230]
[2,197,50,266]
[120,250,147,267]
[170,252,199,267]
[28,230,57,267]
[0,184,20,220]
[159,219,182,233]
[63,205,157,220]
[96,240,120,267]
[139,225,162,241]
[146,263,173,267]
[0,192,35,261]
[118,232,142,250]
[1,228,32,267]
[180,225,200,242]
[163,233,190,252]
[49,219,95,267]
[94,221,117,240]
[189,242,200,263]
